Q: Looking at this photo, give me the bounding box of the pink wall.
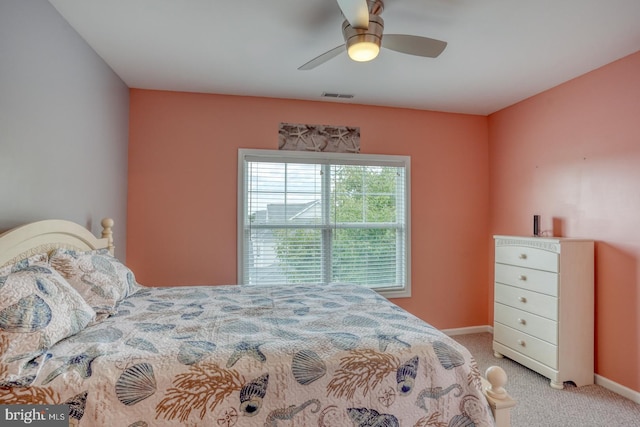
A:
[488,51,640,392]
[128,91,490,330]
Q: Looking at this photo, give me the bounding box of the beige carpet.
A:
[452,333,640,427]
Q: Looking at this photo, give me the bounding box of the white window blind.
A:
[237,149,411,298]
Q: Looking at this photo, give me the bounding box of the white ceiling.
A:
[48,0,640,115]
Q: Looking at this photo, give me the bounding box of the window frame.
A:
[237,148,411,298]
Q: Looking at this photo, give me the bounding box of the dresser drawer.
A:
[495,245,559,272]
[495,263,558,297]
[495,283,558,320]
[494,323,558,369]
[494,302,557,344]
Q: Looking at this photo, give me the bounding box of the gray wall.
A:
[0,0,129,260]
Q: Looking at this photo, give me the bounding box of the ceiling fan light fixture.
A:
[342,15,384,63]
[348,41,380,62]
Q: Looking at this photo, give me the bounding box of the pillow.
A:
[49,248,141,317]
[0,253,49,276]
[0,265,96,386]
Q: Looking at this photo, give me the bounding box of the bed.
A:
[0,218,514,427]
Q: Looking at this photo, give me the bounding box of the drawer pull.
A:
[518,296,527,303]
[518,253,527,260]
[517,339,526,347]
[518,275,527,281]
[517,318,526,325]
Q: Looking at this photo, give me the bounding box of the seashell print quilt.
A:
[0,283,495,426]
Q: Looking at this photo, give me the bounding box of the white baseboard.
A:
[442,325,493,336]
[595,374,640,404]
[442,326,640,404]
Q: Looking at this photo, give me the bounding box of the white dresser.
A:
[492,235,594,389]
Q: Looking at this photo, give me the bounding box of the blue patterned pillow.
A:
[0,264,96,387]
[0,252,49,276]
[49,248,141,318]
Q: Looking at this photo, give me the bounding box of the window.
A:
[237,149,411,298]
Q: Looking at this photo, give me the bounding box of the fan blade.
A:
[382,34,447,58]
[298,45,345,70]
[336,0,369,29]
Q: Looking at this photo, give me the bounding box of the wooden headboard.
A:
[0,218,114,268]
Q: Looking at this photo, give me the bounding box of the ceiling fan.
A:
[298,0,447,70]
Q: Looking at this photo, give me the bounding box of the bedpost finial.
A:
[101,218,115,254]
[485,366,508,399]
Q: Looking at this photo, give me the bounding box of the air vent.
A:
[321,92,354,99]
